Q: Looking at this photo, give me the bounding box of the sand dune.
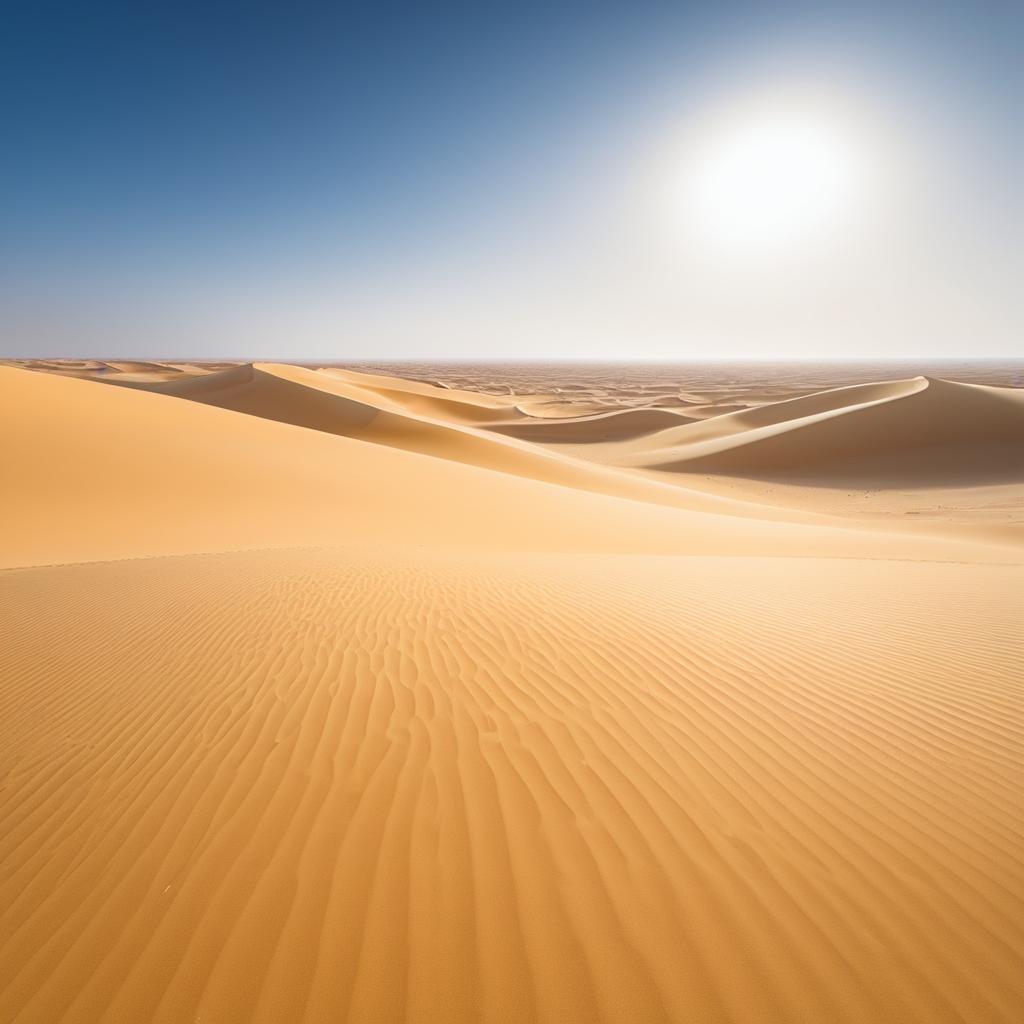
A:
[1,364,744,566]
[593,378,930,462]
[110,363,1024,538]
[104,360,189,378]
[5,358,234,382]
[513,397,613,418]
[318,366,522,423]
[1,359,1022,1023]
[8,362,984,568]
[485,405,695,443]
[675,402,751,419]
[606,377,1024,482]
[90,360,963,537]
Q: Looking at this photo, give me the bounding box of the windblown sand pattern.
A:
[1,359,1022,1023]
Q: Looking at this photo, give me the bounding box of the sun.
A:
[676,100,866,257]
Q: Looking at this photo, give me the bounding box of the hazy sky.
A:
[2,1,1020,360]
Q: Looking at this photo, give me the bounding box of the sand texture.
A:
[1,359,1022,1024]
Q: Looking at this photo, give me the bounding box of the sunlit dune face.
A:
[675,99,867,257]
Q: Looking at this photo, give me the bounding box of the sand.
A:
[1,359,1022,1024]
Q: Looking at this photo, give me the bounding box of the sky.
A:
[2,0,1021,360]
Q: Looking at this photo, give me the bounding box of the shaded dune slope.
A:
[612,377,1024,483]
[605,379,928,459]
[113,362,392,432]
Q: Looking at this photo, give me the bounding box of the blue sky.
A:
[2,1,1020,359]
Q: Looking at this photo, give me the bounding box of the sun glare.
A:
[677,99,867,257]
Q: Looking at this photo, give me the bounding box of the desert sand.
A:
[1,358,1022,1023]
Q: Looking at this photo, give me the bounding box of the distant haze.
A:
[2,1,1020,360]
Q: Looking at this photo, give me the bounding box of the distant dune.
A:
[607,376,1024,482]
[1,359,1022,1024]
[486,405,696,442]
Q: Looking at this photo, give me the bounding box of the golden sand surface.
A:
[1,358,1022,1023]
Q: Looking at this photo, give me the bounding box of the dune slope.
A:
[12,361,994,563]
[5,362,982,568]
[4,364,788,566]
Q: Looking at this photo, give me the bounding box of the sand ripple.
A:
[1,549,1021,1023]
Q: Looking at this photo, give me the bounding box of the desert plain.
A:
[0,357,1022,1023]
